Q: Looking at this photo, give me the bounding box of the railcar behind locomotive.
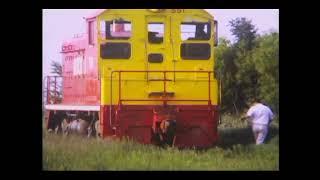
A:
[44,9,219,148]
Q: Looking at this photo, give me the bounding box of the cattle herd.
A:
[47,111,100,138]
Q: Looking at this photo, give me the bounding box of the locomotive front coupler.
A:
[152,105,178,146]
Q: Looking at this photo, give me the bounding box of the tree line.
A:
[214,17,279,116]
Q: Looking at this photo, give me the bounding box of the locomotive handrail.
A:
[109,70,214,128]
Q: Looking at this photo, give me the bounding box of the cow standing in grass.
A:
[87,120,100,138]
[47,111,65,134]
[61,119,90,137]
[94,120,101,137]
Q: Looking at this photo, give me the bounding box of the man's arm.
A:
[241,108,253,122]
[240,115,248,121]
[240,114,252,122]
[268,108,274,125]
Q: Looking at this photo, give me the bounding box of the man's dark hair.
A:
[254,97,261,103]
[247,97,262,107]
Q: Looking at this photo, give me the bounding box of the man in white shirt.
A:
[241,98,274,145]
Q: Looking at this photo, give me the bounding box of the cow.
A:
[61,119,90,137]
[87,119,100,138]
[95,120,101,137]
[47,110,65,134]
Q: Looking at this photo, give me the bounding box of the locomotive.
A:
[44,9,219,148]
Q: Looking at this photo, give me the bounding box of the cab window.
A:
[148,23,164,44]
[99,18,132,59]
[100,19,132,40]
[100,42,131,59]
[181,43,210,60]
[180,22,211,41]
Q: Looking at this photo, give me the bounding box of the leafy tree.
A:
[229,17,258,51]
[215,18,278,116]
[253,32,279,114]
[215,37,238,113]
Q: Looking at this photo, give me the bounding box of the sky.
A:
[42,9,279,77]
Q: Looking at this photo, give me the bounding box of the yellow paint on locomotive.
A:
[97,9,218,106]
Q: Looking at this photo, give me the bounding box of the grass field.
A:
[42,115,279,170]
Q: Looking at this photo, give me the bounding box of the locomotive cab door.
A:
[145,16,174,98]
[169,14,217,105]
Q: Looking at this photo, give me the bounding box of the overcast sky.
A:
[42,9,279,77]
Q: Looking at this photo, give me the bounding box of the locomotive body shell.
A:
[45,9,220,148]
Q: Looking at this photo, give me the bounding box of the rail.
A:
[109,70,214,128]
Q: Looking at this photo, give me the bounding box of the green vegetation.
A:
[43,115,279,171]
[215,17,279,115]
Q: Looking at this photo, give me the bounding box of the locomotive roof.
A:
[85,9,213,20]
[85,9,106,20]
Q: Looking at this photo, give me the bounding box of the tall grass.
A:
[43,114,279,170]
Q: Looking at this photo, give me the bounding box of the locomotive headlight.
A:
[149,9,161,12]
[149,9,160,12]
